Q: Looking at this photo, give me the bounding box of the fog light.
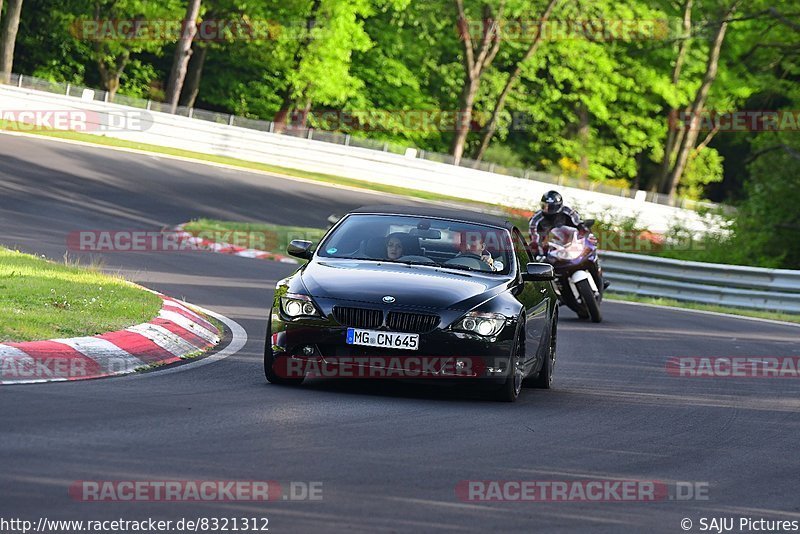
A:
[302,345,315,356]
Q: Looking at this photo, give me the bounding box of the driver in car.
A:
[456,232,495,270]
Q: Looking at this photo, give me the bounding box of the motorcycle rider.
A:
[528,190,587,256]
[529,190,608,291]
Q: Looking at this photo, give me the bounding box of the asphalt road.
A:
[1,134,799,533]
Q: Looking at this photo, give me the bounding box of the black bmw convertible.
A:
[264,205,559,402]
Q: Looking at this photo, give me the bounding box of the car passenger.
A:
[386,234,405,260]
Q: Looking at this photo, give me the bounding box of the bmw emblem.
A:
[382,295,396,303]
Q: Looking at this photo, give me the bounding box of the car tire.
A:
[264,311,304,386]
[576,278,602,323]
[491,330,524,402]
[526,315,557,389]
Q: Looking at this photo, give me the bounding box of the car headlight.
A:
[454,312,506,337]
[280,293,321,318]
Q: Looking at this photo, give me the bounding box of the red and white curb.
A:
[170,224,298,264]
[0,295,221,385]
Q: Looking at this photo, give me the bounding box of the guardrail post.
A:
[268,122,274,133]
[104,91,109,103]
[383,142,388,151]
[188,108,194,119]
[17,75,23,87]
[308,129,314,140]
[65,83,71,96]
[344,134,350,146]
[146,100,151,110]
[228,115,234,126]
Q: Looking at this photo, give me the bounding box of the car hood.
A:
[301,260,508,311]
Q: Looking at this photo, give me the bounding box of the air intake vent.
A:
[386,312,440,333]
[332,307,383,329]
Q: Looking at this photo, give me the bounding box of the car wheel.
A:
[491,331,524,402]
[576,278,602,323]
[264,311,304,386]
[527,315,556,389]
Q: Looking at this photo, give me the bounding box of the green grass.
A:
[0,121,504,211]
[605,292,800,324]
[0,247,163,342]
[182,218,328,258]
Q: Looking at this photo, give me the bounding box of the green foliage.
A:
[679,147,724,200]
[481,143,526,168]
[7,0,800,267]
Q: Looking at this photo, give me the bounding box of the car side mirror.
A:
[583,219,595,230]
[522,262,554,282]
[287,240,314,260]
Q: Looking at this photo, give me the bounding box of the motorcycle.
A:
[540,221,604,323]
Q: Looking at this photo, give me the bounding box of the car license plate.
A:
[346,328,419,351]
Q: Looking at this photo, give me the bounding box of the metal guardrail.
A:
[601,251,800,313]
[3,72,718,212]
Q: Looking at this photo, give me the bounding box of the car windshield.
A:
[317,214,513,275]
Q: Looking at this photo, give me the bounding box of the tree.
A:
[89,0,181,101]
[272,0,373,132]
[165,0,202,113]
[655,0,693,192]
[450,0,504,165]
[178,41,207,107]
[0,0,24,84]
[472,0,558,162]
[662,1,741,198]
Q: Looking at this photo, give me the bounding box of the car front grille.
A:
[332,306,383,329]
[386,311,440,333]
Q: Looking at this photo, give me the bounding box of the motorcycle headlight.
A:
[553,248,582,260]
[280,293,321,319]
[454,312,506,337]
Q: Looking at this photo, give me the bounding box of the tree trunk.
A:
[472,0,558,162]
[577,102,589,177]
[0,0,23,84]
[664,1,740,198]
[96,47,129,102]
[450,0,504,165]
[272,92,295,134]
[165,0,202,114]
[656,0,693,192]
[179,42,207,108]
[451,79,480,164]
[273,0,322,134]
